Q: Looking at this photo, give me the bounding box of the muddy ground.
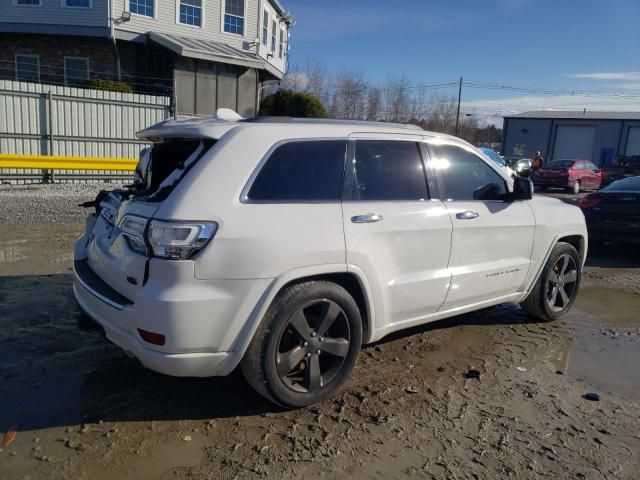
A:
[0,190,639,479]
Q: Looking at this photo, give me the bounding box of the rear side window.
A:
[247,140,346,201]
[352,140,428,201]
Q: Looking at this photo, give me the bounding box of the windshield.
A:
[546,160,575,168]
[602,176,640,192]
[479,148,505,166]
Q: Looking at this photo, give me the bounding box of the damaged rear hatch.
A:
[76,117,239,304]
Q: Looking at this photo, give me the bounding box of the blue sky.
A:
[286,0,640,118]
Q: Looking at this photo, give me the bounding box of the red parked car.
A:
[533,159,605,194]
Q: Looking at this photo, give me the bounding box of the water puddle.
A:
[0,223,82,276]
[556,288,640,401]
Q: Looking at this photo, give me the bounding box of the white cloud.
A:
[617,82,640,90]
[566,72,640,81]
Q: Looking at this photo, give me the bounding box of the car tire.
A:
[520,242,581,322]
[241,281,362,408]
[568,181,580,194]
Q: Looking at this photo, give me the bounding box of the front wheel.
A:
[241,281,362,408]
[520,242,581,321]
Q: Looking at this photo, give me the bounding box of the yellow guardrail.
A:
[0,154,137,171]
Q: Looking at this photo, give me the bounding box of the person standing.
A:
[532,151,544,172]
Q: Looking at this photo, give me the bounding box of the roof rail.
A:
[243,117,423,130]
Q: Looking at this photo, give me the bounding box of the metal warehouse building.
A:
[502,111,640,167]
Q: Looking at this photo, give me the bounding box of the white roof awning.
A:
[149,32,265,71]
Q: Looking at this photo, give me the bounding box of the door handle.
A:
[351,213,384,223]
[456,210,479,220]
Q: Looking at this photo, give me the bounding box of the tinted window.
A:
[248,141,346,201]
[585,162,598,170]
[352,141,428,201]
[429,144,507,201]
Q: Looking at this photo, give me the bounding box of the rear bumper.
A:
[73,276,242,377]
[533,176,570,187]
[72,255,270,377]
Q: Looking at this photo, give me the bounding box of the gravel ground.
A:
[0,184,638,479]
[0,184,122,224]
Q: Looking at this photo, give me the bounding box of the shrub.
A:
[260,89,327,118]
[87,79,134,94]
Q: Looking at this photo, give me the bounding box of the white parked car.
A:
[74,116,588,407]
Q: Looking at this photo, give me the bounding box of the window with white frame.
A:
[271,19,276,53]
[13,0,42,5]
[64,0,91,7]
[223,0,244,35]
[15,54,40,82]
[279,27,284,58]
[262,10,269,45]
[129,0,154,17]
[179,0,202,26]
[64,57,89,86]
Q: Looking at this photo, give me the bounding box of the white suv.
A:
[74,116,587,407]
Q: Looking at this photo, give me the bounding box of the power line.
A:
[463,80,640,100]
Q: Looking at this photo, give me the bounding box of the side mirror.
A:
[509,176,533,201]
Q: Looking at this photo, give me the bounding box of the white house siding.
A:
[0,0,108,28]
[0,0,288,75]
[113,0,287,75]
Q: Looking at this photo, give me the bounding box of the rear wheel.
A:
[241,281,362,408]
[567,180,580,194]
[521,242,581,322]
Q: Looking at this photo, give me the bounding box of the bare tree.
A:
[329,68,368,119]
[267,58,503,143]
[422,93,458,134]
[279,58,329,102]
[383,75,410,122]
[366,87,382,121]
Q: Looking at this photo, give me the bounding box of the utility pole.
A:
[455,76,462,136]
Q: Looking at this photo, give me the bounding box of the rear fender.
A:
[229,264,377,361]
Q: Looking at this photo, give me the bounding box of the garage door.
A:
[625,127,640,156]
[553,125,596,160]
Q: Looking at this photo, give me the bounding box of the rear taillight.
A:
[147,221,217,260]
[119,215,149,255]
[579,197,602,209]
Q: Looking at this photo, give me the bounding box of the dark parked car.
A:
[579,176,640,245]
[533,159,604,194]
[504,157,532,178]
[600,156,640,186]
